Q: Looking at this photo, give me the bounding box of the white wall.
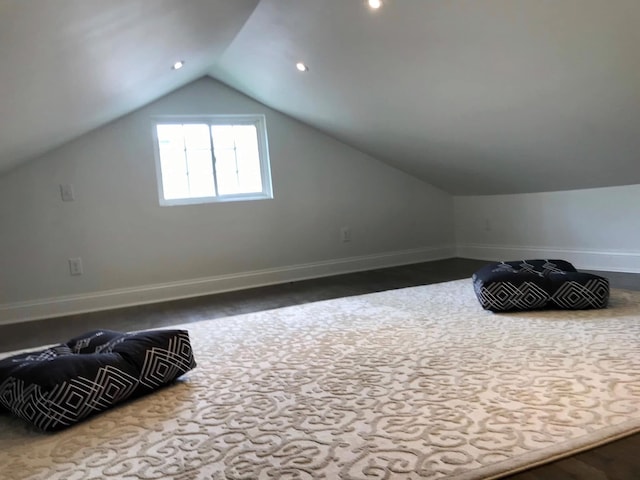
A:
[455,184,640,272]
[0,77,454,323]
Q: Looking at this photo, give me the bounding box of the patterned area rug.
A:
[1,279,640,480]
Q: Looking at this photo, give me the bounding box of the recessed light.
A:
[368,0,382,9]
[296,62,309,72]
[172,60,185,70]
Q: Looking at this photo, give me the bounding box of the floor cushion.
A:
[0,329,196,431]
[473,259,609,312]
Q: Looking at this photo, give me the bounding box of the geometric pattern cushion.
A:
[472,259,609,312]
[0,329,196,431]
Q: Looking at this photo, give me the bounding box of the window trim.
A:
[151,114,273,206]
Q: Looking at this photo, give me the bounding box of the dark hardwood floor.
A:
[1,257,639,479]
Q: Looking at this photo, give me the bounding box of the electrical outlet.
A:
[68,257,83,276]
[340,226,351,243]
[60,184,75,202]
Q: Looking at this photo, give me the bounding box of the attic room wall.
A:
[0,77,454,324]
[454,184,640,273]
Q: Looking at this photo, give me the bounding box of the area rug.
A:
[1,279,640,480]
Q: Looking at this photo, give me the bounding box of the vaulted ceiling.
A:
[2,0,639,195]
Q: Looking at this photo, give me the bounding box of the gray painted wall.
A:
[455,185,640,272]
[0,78,454,323]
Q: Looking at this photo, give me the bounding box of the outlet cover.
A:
[68,257,83,276]
[60,184,75,202]
[340,226,352,243]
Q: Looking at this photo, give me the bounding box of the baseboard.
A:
[456,243,640,274]
[0,245,456,325]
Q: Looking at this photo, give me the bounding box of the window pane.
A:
[189,175,215,198]
[159,146,187,171]
[186,150,215,197]
[236,147,262,193]
[186,149,213,176]
[212,124,262,195]
[210,125,236,150]
[157,124,184,149]
[162,168,190,200]
[233,125,258,151]
[158,146,189,200]
[214,148,240,195]
[183,124,211,150]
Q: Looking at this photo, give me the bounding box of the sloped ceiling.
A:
[2,0,640,195]
[0,0,259,172]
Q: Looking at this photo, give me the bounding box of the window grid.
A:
[152,115,272,206]
[207,125,219,197]
[182,131,193,196]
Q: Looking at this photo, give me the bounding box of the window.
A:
[152,115,272,205]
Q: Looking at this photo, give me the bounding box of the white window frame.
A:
[151,114,273,206]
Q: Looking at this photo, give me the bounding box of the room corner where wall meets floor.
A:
[453,184,640,274]
[1,257,638,354]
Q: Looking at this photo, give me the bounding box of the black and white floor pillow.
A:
[0,329,196,431]
[472,259,609,312]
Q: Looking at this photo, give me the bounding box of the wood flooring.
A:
[1,257,638,479]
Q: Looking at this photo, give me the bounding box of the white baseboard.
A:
[456,243,640,274]
[0,245,456,325]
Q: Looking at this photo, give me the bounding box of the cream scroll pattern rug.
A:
[1,279,640,479]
